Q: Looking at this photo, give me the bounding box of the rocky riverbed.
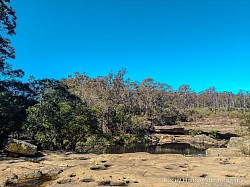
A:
[1,150,250,187]
[1,117,249,187]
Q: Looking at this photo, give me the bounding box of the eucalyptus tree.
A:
[0,0,36,138]
[0,0,23,77]
[25,79,99,150]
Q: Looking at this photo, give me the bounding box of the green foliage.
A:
[114,135,138,144]
[208,130,219,139]
[0,82,35,137]
[113,134,151,144]
[24,79,100,150]
[82,136,110,146]
[130,116,150,136]
[187,108,213,119]
[243,114,250,132]
[0,1,34,138]
[0,0,22,77]
[189,129,202,137]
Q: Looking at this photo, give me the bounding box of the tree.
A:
[0,89,34,137]
[0,0,23,77]
[25,79,100,150]
[0,1,35,139]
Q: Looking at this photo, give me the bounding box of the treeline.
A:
[1,69,250,150]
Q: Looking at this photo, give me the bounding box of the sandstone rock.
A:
[227,137,250,155]
[69,173,76,177]
[46,168,64,178]
[57,179,74,184]
[227,137,244,148]
[152,126,187,134]
[80,178,95,183]
[240,140,250,155]
[190,134,225,149]
[3,178,15,186]
[7,152,18,158]
[4,138,37,156]
[98,180,111,186]
[90,165,107,170]
[19,171,43,180]
[206,148,244,157]
[110,181,128,186]
[191,134,214,144]
[90,164,112,170]
[97,180,128,186]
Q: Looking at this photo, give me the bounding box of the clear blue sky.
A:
[10,0,250,92]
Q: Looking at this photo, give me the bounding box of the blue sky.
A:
[10,0,250,92]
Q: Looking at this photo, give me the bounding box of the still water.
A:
[102,143,205,155]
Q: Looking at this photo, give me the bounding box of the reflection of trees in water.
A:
[153,144,193,154]
[105,143,204,155]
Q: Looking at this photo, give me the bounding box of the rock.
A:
[149,135,160,144]
[199,174,208,178]
[46,168,64,178]
[98,180,111,186]
[90,165,110,170]
[104,164,112,168]
[69,173,76,177]
[22,157,45,163]
[227,137,244,148]
[4,138,37,156]
[190,134,225,149]
[7,152,18,158]
[19,171,43,180]
[240,139,250,155]
[152,126,187,134]
[206,148,244,157]
[3,174,18,186]
[57,179,74,184]
[227,137,250,155]
[110,181,128,186]
[3,178,15,186]
[80,178,95,183]
[97,180,128,186]
[79,157,89,160]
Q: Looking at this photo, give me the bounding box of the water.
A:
[102,143,205,155]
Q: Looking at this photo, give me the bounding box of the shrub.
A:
[208,130,219,139]
[188,129,202,137]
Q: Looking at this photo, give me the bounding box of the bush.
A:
[208,130,219,139]
[242,113,250,132]
[189,129,202,137]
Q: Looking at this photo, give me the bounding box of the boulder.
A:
[206,148,244,157]
[227,137,250,155]
[152,126,187,134]
[4,138,37,156]
[227,137,244,148]
[190,134,225,149]
[241,140,250,155]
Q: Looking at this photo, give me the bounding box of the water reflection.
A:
[103,143,205,155]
